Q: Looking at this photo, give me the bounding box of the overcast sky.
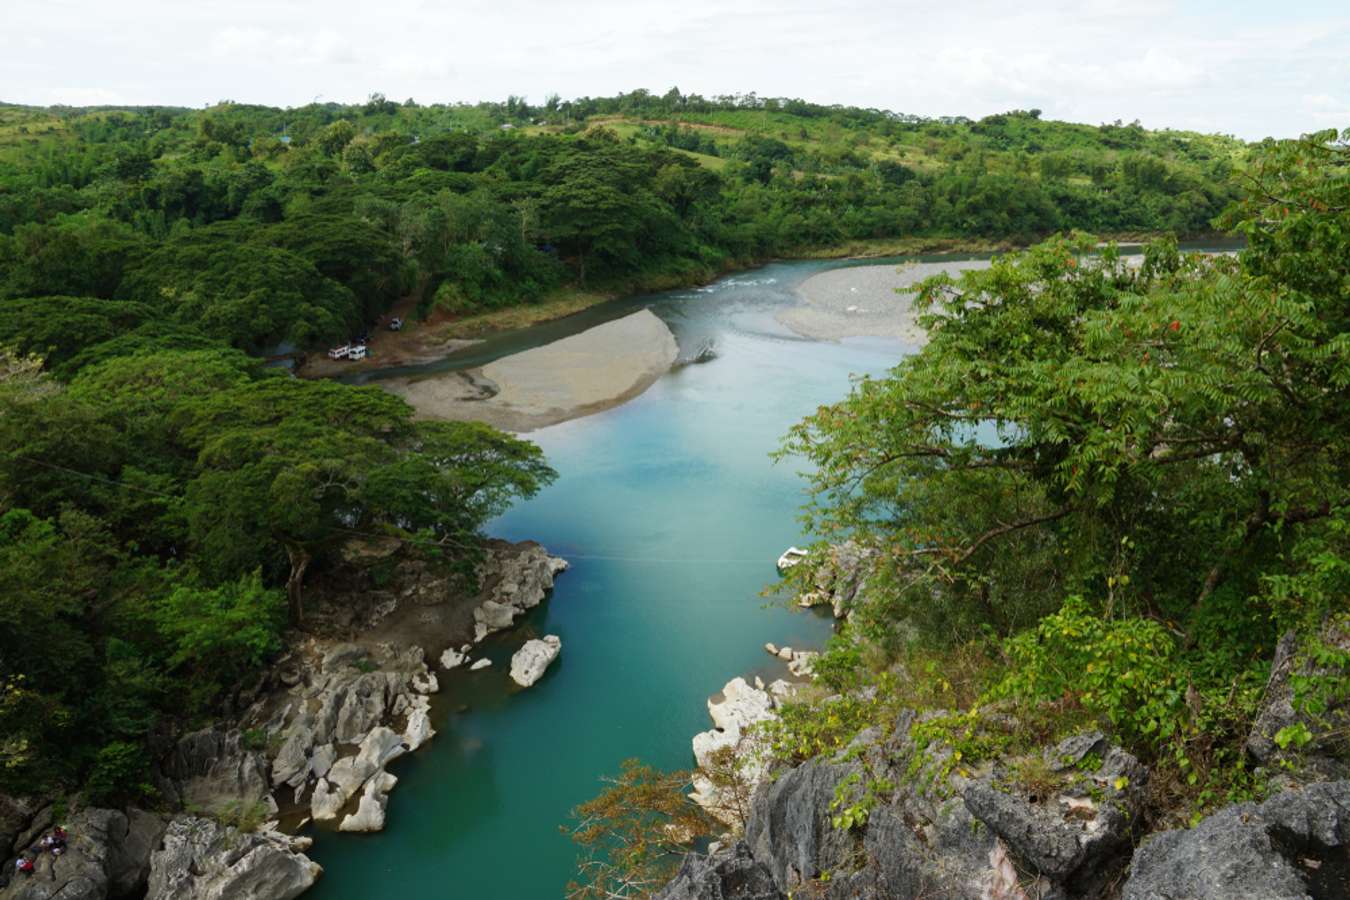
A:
[3,0,1346,140]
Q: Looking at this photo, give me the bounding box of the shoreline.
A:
[379,308,679,433]
[301,231,1227,380]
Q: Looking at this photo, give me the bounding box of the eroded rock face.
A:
[155,727,275,821]
[469,546,569,640]
[654,842,782,900]
[668,719,1150,900]
[0,807,164,900]
[964,733,1145,891]
[510,636,561,687]
[1123,780,1350,900]
[312,727,407,824]
[254,642,431,829]
[146,816,319,900]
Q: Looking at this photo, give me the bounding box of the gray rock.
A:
[1124,780,1350,900]
[794,541,876,619]
[146,816,319,900]
[510,636,561,687]
[964,734,1144,891]
[0,795,41,859]
[654,842,782,900]
[312,727,407,822]
[309,744,336,781]
[338,772,397,833]
[107,809,165,899]
[473,600,519,633]
[743,758,863,890]
[0,807,162,900]
[156,727,275,820]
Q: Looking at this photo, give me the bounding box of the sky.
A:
[2,0,1347,140]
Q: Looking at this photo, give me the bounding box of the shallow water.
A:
[306,241,1240,898]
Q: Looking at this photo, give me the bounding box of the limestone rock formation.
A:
[690,677,796,825]
[1246,626,1350,781]
[1123,780,1350,900]
[145,816,319,900]
[667,720,1152,899]
[510,636,562,687]
[468,545,569,641]
[654,842,782,900]
[0,807,164,900]
[155,727,275,821]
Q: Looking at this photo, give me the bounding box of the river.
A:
[307,242,1238,897]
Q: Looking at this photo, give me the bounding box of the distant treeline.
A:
[0,91,1246,357]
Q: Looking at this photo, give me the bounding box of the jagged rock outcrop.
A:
[0,807,164,900]
[254,642,432,828]
[470,546,569,641]
[145,816,319,900]
[794,541,876,619]
[654,842,782,900]
[964,734,1145,891]
[668,721,1149,899]
[313,726,407,827]
[510,635,562,687]
[1123,780,1350,899]
[155,727,276,820]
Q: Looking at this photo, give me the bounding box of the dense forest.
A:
[0,91,1246,358]
[0,90,1261,814]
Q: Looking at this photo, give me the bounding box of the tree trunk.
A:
[285,545,311,626]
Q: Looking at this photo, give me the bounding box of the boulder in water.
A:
[510,635,562,687]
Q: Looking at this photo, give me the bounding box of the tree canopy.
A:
[775,128,1348,822]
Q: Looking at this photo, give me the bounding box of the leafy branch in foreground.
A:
[564,759,713,899]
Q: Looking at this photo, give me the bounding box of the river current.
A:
[307,243,1236,897]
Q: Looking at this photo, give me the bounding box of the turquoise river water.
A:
[307,243,1236,898]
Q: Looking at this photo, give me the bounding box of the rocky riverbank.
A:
[0,539,568,900]
[382,308,679,432]
[661,542,1350,900]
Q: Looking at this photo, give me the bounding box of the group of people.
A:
[11,825,68,877]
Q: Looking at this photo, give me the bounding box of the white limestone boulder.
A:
[510,635,562,687]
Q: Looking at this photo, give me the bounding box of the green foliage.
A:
[565,759,713,900]
[993,596,1187,748]
[156,572,285,702]
[84,741,155,807]
[0,341,555,800]
[777,128,1349,823]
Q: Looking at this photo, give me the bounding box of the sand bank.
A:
[779,259,992,343]
[382,309,678,432]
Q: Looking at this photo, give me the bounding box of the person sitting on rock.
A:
[50,827,67,849]
[15,855,34,875]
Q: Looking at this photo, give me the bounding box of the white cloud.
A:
[0,0,1345,139]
